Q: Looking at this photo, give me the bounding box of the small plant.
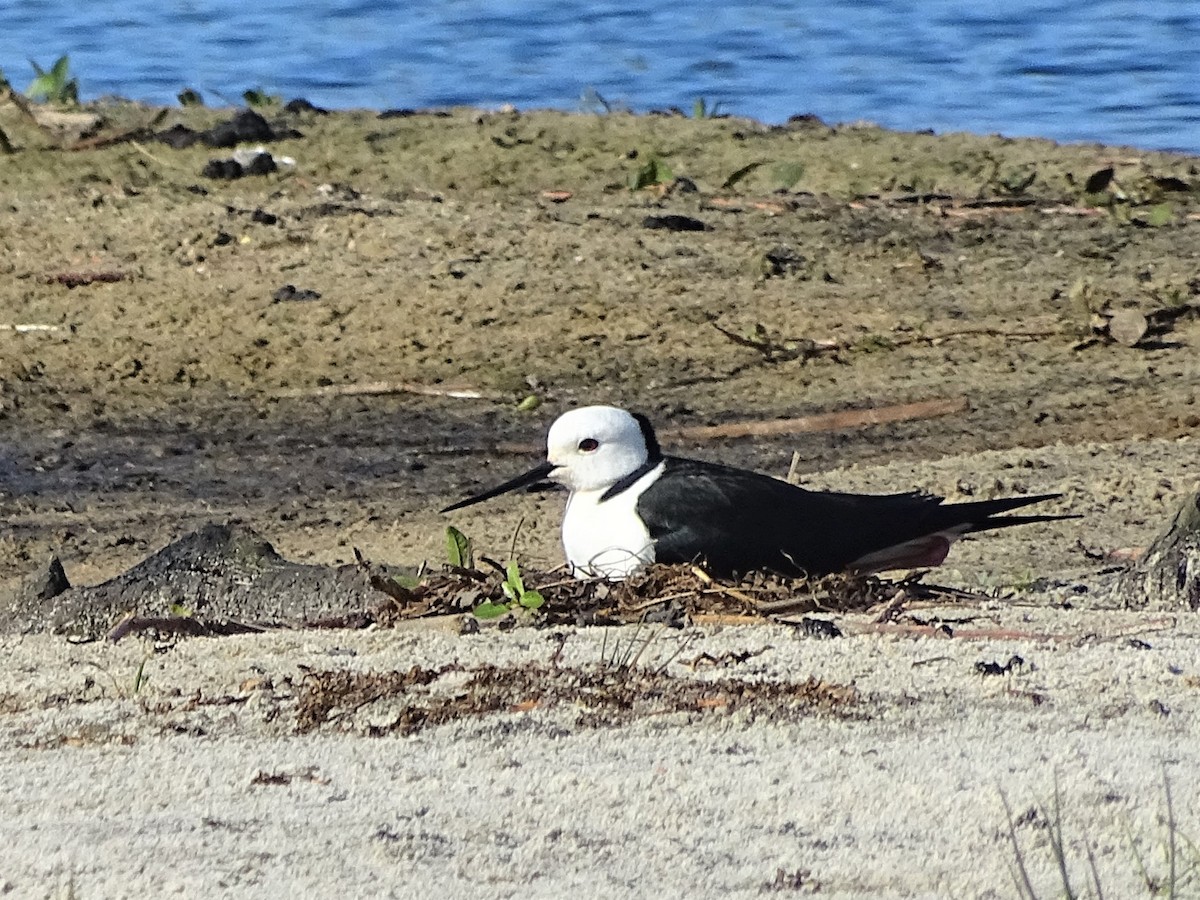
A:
[629,156,673,191]
[579,86,628,114]
[445,525,474,569]
[26,55,78,105]
[474,560,545,619]
[1003,772,1200,899]
[771,160,807,191]
[1003,780,1101,900]
[242,86,281,108]
[692,97,725,119]
[131,654,152,695]
[501,561,544,610]
[599,621,658,671]
[1009,569,1040,594]
[516,394,541,412]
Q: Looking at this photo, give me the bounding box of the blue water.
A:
[2,0,1198,154]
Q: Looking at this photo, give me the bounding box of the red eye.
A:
[578,438,599,452]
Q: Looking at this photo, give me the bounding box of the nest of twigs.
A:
[362,559,952,630]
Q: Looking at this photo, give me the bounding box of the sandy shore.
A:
[3,604,1199,899]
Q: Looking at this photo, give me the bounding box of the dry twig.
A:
[272,380,503,401]
[661,396,969,442]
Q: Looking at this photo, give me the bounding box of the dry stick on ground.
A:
[785,451,804,485]
[272,380,505,401]
[44,271,127,288]
[689,564,760,610]
[712,320,1062,364]
[0,86,43,127]
[660,395,969,442]
[508,515,526,561]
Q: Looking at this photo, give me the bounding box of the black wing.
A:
[636,456,1066,577]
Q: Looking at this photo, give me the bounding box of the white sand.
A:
[3,604,1198,899]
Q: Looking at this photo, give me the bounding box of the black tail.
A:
[954,493,1080,534]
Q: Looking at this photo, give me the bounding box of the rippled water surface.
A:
[2,0,1198,152]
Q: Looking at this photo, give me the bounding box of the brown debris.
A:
[107,613,266,642]
[295,660,860,736]
[358,562,940,631]
[45,271,127,288]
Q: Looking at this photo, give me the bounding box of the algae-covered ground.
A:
[1,100,1197,593]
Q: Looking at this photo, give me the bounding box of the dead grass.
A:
[295,660,861,736]
[366,562,923,630]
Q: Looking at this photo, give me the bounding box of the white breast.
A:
[561,462,665,579]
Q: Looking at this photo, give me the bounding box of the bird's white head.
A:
[440,404,661,513]
[545,405,655,493]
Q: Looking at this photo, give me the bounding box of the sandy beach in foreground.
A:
[3,604,1199,899]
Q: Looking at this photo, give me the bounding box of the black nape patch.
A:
[598,412,663,503]
[632,412,663,462]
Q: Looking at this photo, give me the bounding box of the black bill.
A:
[441,460,556,513]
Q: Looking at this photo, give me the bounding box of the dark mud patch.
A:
[1,105,1198,604]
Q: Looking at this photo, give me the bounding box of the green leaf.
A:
[132,657,150,694]
[242,87,279,108]
[519,590,545,610]
[505,560,525,596]
[168,603,193,618]
[516,394,541,412]
[1144,203,1173,227]
[473,601,510,619]
[771,161,806,191]
[629,157,673,191]
[26,55,76,104]
[27,68,56,98]
[445,525,473,568]
[501,581,516,602]
[392,574,422,590]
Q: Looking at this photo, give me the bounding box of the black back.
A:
[635,456,1066,577]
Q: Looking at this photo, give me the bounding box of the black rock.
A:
[155,123,201,149]
[642,214,709,232]
[284,97,328,115]
[203,109,276,148]
[272,284,322,302]
[243,152,278,175]
[202,159,245,180]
